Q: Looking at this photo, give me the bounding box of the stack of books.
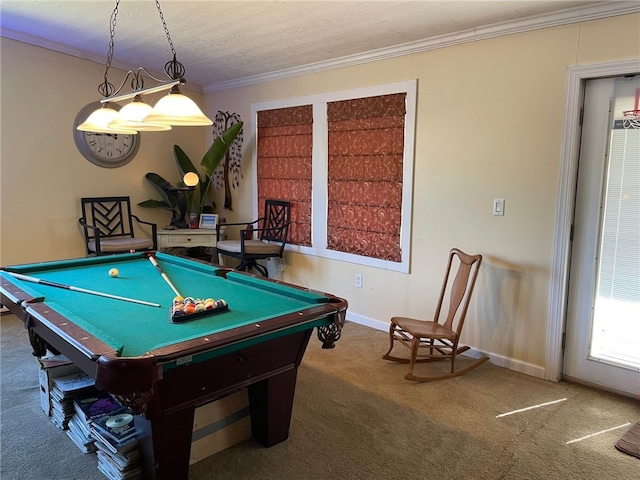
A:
[91,406,142,479]
[45,371,143,479]
[68,390,123,453]
[50,372,95,429]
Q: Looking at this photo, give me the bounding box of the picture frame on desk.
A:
[199,214,218,230]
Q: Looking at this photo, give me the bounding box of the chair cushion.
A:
[89,237,154,253]
[216,239,281,255]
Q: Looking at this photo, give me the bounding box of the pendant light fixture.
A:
[76,0,212,134]
[109,95,171,131]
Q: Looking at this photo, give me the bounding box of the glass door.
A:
[563,76,640,397]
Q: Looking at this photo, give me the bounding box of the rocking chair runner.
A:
[383,248,489,381]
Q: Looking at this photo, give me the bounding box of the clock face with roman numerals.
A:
[73,102,140,168]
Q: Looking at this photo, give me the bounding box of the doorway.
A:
[562,75,640,397]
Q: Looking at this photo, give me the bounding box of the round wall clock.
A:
[73,102,140,168]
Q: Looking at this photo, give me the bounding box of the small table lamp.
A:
[162,172,199,229]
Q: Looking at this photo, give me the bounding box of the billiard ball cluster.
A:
[171,295,227,318]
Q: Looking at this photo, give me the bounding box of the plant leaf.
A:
[199,175,212,211]
[138,199,172,209]
[182,187,202,216]
[140,172,178,209]
[174,145,198,179]
[201,121,243,177]
[172,146,196,213]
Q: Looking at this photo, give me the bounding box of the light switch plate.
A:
[493,198,505,216]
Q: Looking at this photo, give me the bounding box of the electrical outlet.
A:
[355,274,362,288]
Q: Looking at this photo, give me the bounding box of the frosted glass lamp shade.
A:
[110,97,171,131]
[77,104,138,134]
[144,87,212,126]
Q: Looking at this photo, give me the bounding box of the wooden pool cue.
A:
[147,255,182,297]
[5,272,161,308]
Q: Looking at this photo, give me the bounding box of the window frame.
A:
[251,79,417,273]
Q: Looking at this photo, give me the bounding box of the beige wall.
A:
[1,14,639,378]
[204,14,640,376]
[0,38,207,265]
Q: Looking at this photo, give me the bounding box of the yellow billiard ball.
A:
[108,268,119,278]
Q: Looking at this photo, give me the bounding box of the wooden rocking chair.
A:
[382,248,489,381]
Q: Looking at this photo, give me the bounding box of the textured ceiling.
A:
[0,1,635,91]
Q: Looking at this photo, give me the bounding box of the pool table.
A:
[0,252,347,480]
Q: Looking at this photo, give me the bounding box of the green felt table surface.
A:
[0,253,329,357]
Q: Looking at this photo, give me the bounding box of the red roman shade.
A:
[326,93,406,261]
[257,106,313,246]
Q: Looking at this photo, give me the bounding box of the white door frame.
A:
[546,59,640,382]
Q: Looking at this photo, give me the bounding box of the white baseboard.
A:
[464,348,546,379]
[346,311,546,380]
[346,311,389,332]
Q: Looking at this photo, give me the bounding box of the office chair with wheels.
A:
[215,199,290,277]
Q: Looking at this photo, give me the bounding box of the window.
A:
[252,80,416,273]
[326,94,406,262]
[257,106,313,246]
[591,77,640,369]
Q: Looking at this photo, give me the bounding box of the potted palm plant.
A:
[139,121,243,228]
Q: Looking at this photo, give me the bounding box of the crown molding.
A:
[0,27,204,94]
[1,26,130,71]
[203,1,640,92]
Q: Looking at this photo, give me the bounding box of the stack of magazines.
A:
[64,387,142,479]
[67,390,121,453]
[50,372,95,429]
[90,405,142,479]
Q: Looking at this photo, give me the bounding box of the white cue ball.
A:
[108,268,119,278]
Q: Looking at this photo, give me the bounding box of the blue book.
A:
[73,390,122,421]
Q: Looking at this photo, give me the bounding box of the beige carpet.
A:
[1,315,639,480]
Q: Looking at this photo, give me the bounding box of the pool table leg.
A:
[136,406,196,480]
[248,367,298,447]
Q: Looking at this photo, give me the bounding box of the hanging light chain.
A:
[98,0,120,97]
[155,0,185,80]
[155,0,176,57]
[95,0,187,99]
